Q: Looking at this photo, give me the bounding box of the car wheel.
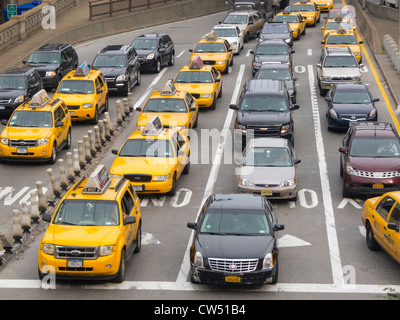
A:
[154,59,161,73]
[48,143,57,164]
[124,79,131,96]
[244,32,250,43]
[103,95,109,113]
[210,94,216,110]
[167,172,177,196]
[168,52,175,66]
[113,249,126,283]
[366,222,380,251]
[90,107,99,124]
[223,62,229,74]
[183,156,190,175]
[136,69,141,86]
[342,183,352,198]
[270,257,279,284]
[189,265,201,284]
[134,223,142,253]
[64,128,71,150]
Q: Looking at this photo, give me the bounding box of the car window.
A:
[376,197,396,220]
[389,203,400,224]
[349,137,400,157]
[122,190,134,215]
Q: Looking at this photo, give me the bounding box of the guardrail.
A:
[89,0,175,20]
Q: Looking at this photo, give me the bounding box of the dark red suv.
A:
[339,122,400,198]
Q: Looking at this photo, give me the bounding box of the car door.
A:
[53,106,67,147]
[95,76,106,108]
[385,201,400,261]
[185,93,197,127]
[373,196,396,250]
[173,132,188,177]
[211,67,221,97]
[121,190,136,249]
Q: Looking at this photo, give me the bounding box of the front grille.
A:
[247,126,281,136]
[255,184,279,187]
[67,105,80,110]
[55,246,98,260]
[105,77,115,82]
[9,139,37,147]
[202,60,216,65]
[208,258,259,273]
[332,76,353,80]
[0,99,11,104]
[191,93,200,99]
[124,174,152,183]
[340,114,367,121]
[352,170,400,179]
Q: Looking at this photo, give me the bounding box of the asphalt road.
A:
[0,0,399,303]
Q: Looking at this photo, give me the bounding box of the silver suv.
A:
[316,47,363,96]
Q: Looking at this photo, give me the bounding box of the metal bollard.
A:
[20,201,31,233]
[58,159,69,190]
[66,152,75,183]
[116,99,124,123]
[94,126,102,151]
[12,209,23,243]
[73,149,81,176]
[127,92,134,112]
[77,140,86,169]
[30,190,40,223]
[87,130,97,157]
[123,98,130,115]
[0,233,13,253]
[98,120,106,144]
[103,119,111,141]
[104,112,114,135]
[83,135,92,163]
[47,168,61,198]
[36,181,47,213]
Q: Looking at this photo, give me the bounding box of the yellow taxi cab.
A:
[0,89,71,164]
[110,116,190,196]
[53,61,108,124]
[321,26,363,62]
[361,191,400,264]
[321,13,358,39]
[38,164,142,283]
[136,80,199,131]
[173,56,222,110]
[272,9,306,40]
[310,0,333,12]
[291,0,320,27]
[189,31,234,74]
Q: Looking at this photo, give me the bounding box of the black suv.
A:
[0,67,42,117]
[91,45,141,96]
[230,79,299,148]
[259,22,293,47]
[23,43,79,89]
[131,33,175,73]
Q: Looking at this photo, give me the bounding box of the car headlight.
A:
[171,125,187,131]
[281,124,292,134]
[146,53,155,61]
[45,71,56,77]
[280,179,295,187]
[153,174,172,182]
[369,109,377,118]
[37,138,48,146]
[14,95,24,104]
[252,62,261,69]
[329,109,338,118]
[194,251,204,268]
[42,243,55,255]
[82,103,93,109]
[200,94,212,99]
[136,126,145,131]
[346,164,356,175]
[239,177,254,187]
[262,253,274,269]
[99,245,115,256]
[116,74,127,81]
[215,61,225,65]
[322,75,332,81]
[0,138,8,145]
[285,38,291,43]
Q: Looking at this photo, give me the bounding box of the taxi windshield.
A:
[0,76,26,90]
[132,39,158,50]
[200,209,270,236]
[240,95,288,112]
[214,28,237,37]
[244,147,293,167]
[119,139,174,158]
[223,15,248,24]
[256,68,292,80]
[8,110,53,127]
[53,199,120,226]
[323,56,358,67]
[326,21,352,30]
[56,80,95,94]
[92,55,127,68]
[350,137,400,158]
[27,52,60,64]
[292,5,314,11]
[143,98,188,113]
[273,15,299,23]
[194,43,226,53]
[255,44,288,55]
[175,71,213,83]
[262,24,290,33]
[326,35,358,45]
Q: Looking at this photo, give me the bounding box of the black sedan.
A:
[325,83,379,130]
[250,39,294,76]
[187,193,284,285]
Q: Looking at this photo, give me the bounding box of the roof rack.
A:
[29,89,50,109]
[82,164,111,194]
[142,116,163,136]
[74,61,90,77]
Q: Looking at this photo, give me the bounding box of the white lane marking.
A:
[175,64,246,286]
[133,68,167,110]
[308,64,344,286]
[307,49,312,56]
[177,50,185,58]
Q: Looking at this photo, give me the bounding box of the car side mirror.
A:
[178,150,185,157]
[325,97,332,102]
[111,149,118,155]
[97,88,103,94]
[372,98,379,102]
[250,50,254,55]
[42,213,52,223]
[229,104,238,110]
[321,41,325,44]
[294,159,301,164]
[273,224,285,231]
[1,119,7,125]
[291,50,295,54]
[316,63,322,68]
[359,64,365,68]
[359,41,363,44]
[338,146,347,154]
[124,216,136,225]
[189,107,197,112]
[189,49,193,52]
[387,222,399,232]
[136,107,142,111]
[291,104,300,110]
[187,222,198,230]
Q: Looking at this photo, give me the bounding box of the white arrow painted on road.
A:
[142,232,161,245]
[337,198,362,209]
[278,234,311,248]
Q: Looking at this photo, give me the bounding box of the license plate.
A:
[133,185,143,191]
[16,147,27,154]
[373,183,384,189]
[70,111,74,115]
[261,190,273,196]
[67,259,83,268]
[225,275,241,283]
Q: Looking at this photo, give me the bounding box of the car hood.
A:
[255,54,290,64]
[322,67,361,77]
[331,103,375,114]
[348,156,400,172]
[2,126,52,139]
[237,110,290,126]
[53,93,94,104]
[239,165,295,185]
[196,234,274,259]
[25,63,58,72]
[137,112,191,127]
[136,49,156,57]
[43,225,120,246]
[110,156,177,176]
[0,89,27,100]
[174,83,214,93]
[92,67,126,77]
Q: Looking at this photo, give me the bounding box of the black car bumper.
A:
[138,59,157,72]
[42,76,59,89]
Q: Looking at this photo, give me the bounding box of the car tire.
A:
[183,156,190,175]
[223,62,229,75]
[113,249,126,283]
[154,59,161,73]
[136,69,141,86]
[48,143,57,164]
[168,52,175,66]
[366,222,380,251]
[90,107,99,124]
[134,223,142,253]
[167,172,177,196]
[64,128,71,150]
[270,257,279,284]
[103,95,109,113]
[342,183,352,198]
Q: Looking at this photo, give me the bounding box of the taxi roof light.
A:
[336,25,346,34]
[206,30,218,41]
[82,164,111,194]
[74,61,90,77]
[334,13,343,22]
[190,56,204,69]
[29,89,50,108]
[283,6,292,14]
[160,79,177,96]
[142,116,163,136]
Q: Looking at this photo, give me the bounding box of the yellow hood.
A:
[2,126,52,139]
[110,156,178,176]
[175,83,214,94]
[194,52,228,62]
[137,112,191,128]
[53,93,94,104]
